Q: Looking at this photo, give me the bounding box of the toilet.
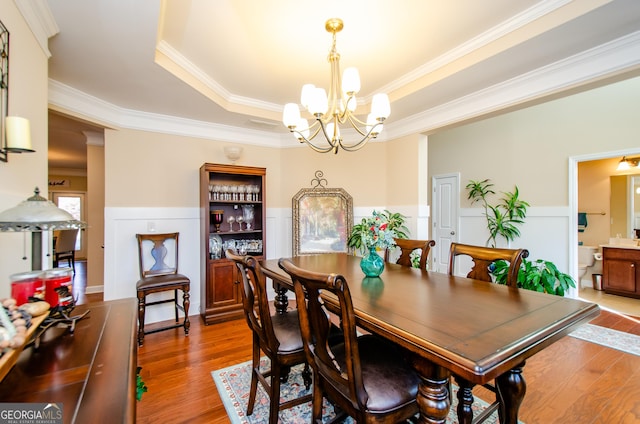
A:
[578,245,600,288]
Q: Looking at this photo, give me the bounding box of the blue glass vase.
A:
[360,247,385,277]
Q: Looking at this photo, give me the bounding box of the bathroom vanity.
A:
[602,243,640,298]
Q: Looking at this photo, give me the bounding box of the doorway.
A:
[573,151,640,316]
[51,192,87,260]
[431,173,460,273]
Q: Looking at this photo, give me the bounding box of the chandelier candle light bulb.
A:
[282,18,390,154]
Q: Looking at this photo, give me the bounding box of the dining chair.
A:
[447,242,529,423]
[278,258,420,424]
[385,238,435,270]
[53,229,79,272]
[448,242,528,287]
[135,232,190,346]
[226,249,311,424]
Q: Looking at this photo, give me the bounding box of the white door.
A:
[51,192,87,260]
[432,174,459,273]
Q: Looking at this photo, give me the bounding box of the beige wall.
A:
[278,141,389,207]
[429,76,640,208]
[0,4,50,296]
[87,144,105,288]
[105,128,283,208]
[104,127,404,210]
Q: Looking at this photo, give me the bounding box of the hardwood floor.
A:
[72,262,640,423]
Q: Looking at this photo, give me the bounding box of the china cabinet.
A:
[200,163,266,324]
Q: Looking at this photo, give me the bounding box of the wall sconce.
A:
[223,145,243,164]
[616,156,640,171]
[0,116,34,162]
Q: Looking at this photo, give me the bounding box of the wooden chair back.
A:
[385,238,435,270]
[278,258,368,416]
[136,232,180,278]
[228,250,312,423]
[226,249,278,354]
[448,242,529,287]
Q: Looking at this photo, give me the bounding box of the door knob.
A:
[450,231,455,235]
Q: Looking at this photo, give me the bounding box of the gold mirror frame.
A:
[292,186,353,256]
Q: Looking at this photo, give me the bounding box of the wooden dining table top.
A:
[260,253,600,384]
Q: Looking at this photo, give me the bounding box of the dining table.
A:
[260,253,600,424]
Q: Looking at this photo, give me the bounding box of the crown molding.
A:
[48,79,285,148]
[380,0,571,94]
[385,30,640,140]
[15,0,59,58]
[50,30,640,149]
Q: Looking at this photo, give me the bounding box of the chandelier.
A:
[282,18,390,154]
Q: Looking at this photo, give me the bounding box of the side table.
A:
[0,298,137,424]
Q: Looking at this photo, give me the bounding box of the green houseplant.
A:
[467,178,575,296]
[347,210,409,254]
[466,179,529,248]
[347,210,409,276]
[491,258,576,296]
[137,367,148,401]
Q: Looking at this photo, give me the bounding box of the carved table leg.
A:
[453,376,474,424]
[273,282,289,314]
[495,361,526,424]
[413,360,451,423]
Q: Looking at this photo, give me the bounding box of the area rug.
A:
[212,358,515,424]
[569,323,640,356]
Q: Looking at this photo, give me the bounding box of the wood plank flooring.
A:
[72,262,640,423]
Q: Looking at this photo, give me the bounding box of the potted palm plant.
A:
[466,179,529,248]
[467,178,576,296]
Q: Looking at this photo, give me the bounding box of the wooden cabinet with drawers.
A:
[602,246,640,298]
[199,163,266,324]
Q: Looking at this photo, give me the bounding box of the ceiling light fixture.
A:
[616,156,640,171]
[282,18,390,154]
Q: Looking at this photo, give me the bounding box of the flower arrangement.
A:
[347,210,409,254]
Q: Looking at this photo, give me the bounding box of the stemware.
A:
[230,185,239,201]
[227,216,235,231]
[238,185,246,201]
[236,214,244,231]
[211,210,224,232]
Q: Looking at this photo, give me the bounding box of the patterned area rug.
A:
[569,323,640,356]
[212,359,509,424]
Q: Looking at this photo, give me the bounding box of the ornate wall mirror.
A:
[292,171,353,256]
